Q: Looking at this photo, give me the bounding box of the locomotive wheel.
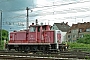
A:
[32,46,38,52]
[15,47,19,51]
[40,46,45,52]
[25,46,30,52]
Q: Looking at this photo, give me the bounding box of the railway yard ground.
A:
[0,49,90,60]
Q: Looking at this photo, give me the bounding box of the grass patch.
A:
[68,42,90,52]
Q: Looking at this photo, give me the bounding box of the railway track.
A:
[0,50,90,60]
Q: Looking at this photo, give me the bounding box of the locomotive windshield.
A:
[29,27,36,32]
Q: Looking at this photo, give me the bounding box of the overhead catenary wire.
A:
[2,8,90,23]
[1,0,90,26]
[33,0,90,9]
[3,7,89,20]
[0,1,89,17]
[1,0,90,12]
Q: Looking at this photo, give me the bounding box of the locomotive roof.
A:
[29,25,51,27]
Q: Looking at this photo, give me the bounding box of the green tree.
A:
[77,34,90,44]
[0,29,9,41]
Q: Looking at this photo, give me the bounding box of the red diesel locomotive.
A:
[6,20,67,52]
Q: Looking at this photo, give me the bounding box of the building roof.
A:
[54,22,70,32]
[68,22,90,33]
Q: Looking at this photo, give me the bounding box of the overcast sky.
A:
[33,0,90,26]
[0,0,90,31]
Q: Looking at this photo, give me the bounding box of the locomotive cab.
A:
[29,23,50,32]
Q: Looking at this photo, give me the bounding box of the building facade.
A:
[66,22,90,42]
[51,22,70,42]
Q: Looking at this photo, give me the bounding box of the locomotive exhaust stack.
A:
[36,19,38,25]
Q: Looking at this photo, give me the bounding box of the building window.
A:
[53,27,54,29]
[64,26,66,28]
[68,30,71,33]
[79,34,84,38]
[72,30,76,33]
[73,40,76,42]
[72,30,74,33]
[86,28,90,32]
[68,39,72,42]
[79,29,82,32]
[73,35,76,38]
[68,35,71,38]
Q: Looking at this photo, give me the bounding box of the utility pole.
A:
[26,7,33,29]
[26,7,29,30]
[0,10,2,45]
